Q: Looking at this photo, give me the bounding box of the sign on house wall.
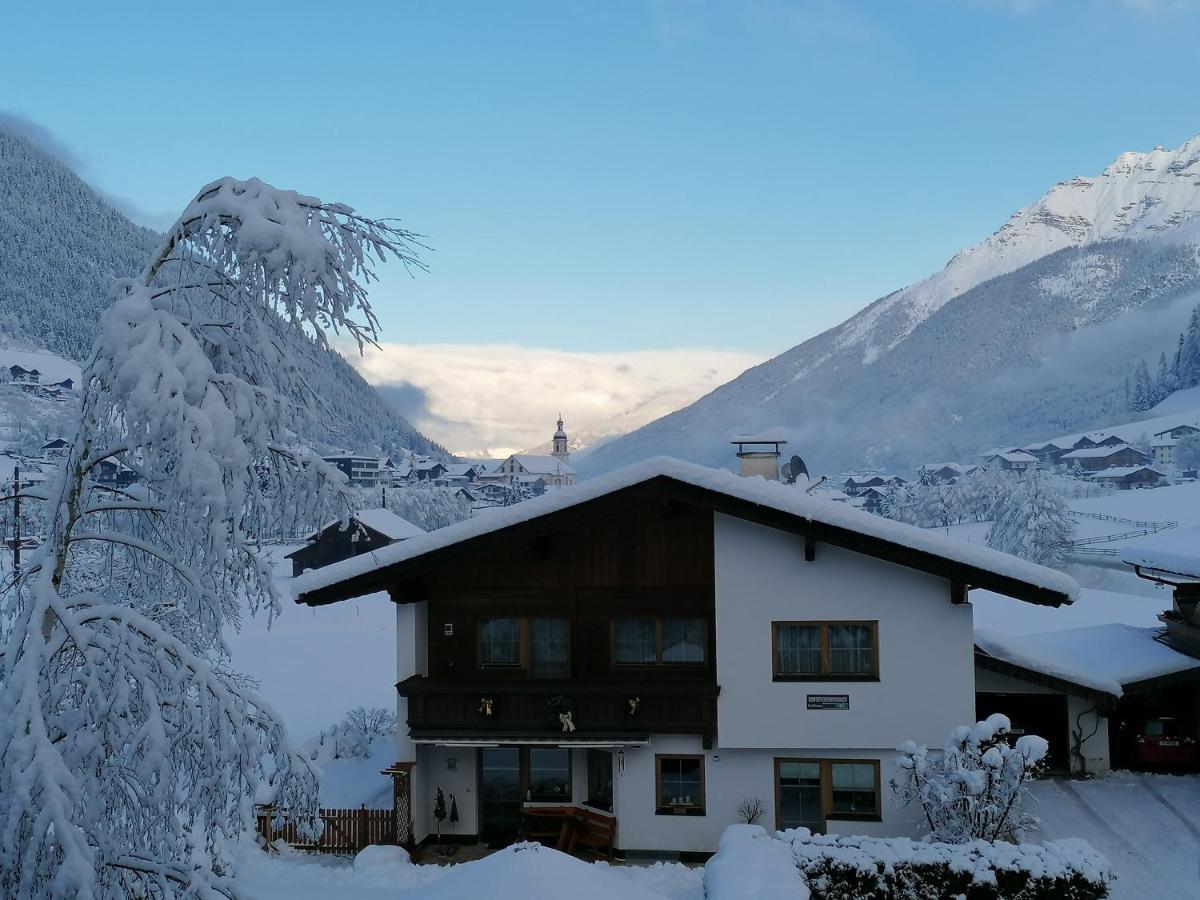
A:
[806,694,850,711]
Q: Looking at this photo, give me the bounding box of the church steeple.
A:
[552,414,569,461]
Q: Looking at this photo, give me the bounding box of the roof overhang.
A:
[297,472,1074,609]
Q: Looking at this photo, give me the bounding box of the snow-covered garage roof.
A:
[976,624,1200,699]
[294,457,1078,608]
[1122,525,1200,580]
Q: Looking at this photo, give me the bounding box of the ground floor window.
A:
[656,754,705,815]
[526,747,572,802]
[586,749,614,811]
[775,758,881,832]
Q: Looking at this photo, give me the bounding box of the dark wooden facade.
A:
[395,495,721,745]
[287,520,396,577]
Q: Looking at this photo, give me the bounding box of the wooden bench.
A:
[569,808,616,859]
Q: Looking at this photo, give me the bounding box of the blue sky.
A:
[5,0,1200,452]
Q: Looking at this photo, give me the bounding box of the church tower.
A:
[552,415,570,462]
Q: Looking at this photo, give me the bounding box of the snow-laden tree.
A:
[891,713,1048,843]
[0,177,424,899]
[985,467,1073,566]
[307,706,398,763]
[1177,432,1200,471]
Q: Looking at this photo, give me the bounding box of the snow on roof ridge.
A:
[306,508,425,542]
[294,456,1079,604]
[1122,524,1200,579]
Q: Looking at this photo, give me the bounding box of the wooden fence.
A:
[258,807,396,854]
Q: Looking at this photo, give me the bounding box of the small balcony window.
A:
[478,617,570,677]
[773,621,878,680]
[614,617,706,666]
[480,618,520,666]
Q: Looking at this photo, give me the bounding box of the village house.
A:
[41,438,69,460]
[8,364,40,384]
[286,508,425,578]
[1060,444,1151,473]
[294,453,1074,856]
[1091,465,1166,490]
[917,462,972,483]
[1021,439,1074,467]
[981,450,1038,472]
[322,454,397,488]
[1151,424,1199,468]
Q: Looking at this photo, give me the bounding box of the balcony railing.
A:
[398,676,720,747]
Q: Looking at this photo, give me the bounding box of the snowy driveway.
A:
[1031,773,1200,899]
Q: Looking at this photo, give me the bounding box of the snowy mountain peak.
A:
[837,133,1200,364]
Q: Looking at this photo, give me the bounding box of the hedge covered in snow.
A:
[704,825,810,900]
[784,830,1112,900]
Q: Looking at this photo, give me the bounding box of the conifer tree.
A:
[986,468,1073,566]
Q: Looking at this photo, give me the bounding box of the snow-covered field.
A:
[225,547,396,742]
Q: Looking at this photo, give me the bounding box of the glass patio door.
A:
[479,748,522,846]
[776,760,824,833]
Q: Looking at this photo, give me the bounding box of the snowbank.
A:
[704,825,810,900]
[296,457,1078,604]
[975,623,1200,697]
[412,842,669,900]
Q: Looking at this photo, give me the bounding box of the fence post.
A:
[359,805,370,851]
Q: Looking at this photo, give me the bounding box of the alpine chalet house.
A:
[287,509,425,577]
[294,449,1075,857]
[1059,444,1151,474]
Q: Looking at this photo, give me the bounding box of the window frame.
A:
[654,753,706,816]
[477,616,571,676]
[773,757,882,831]
[525,746,574,803]
[612,617,708,668]
[771,620,879,681]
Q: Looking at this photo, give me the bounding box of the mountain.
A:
[0,126,446,460]
[580,135,1200,476]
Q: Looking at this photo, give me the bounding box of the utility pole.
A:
[12,465,19,578]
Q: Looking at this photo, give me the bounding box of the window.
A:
[772,621,878,680]
[614,617,707,666]
[586,749,614,812]
[655,755,705,814]
[529,618,570,678]
[775,758,881,831]
[479,617,570,677]
[480,618,520,666]
[527,748,572,802]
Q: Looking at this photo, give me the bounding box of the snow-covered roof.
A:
[986,450,1038,463]
[305,508,425,543]
[1153,424,1200,438]
[510,454,576,476]
[443,463,481,478]
[918,462,963,473]
[1022,438,1074,452]
[1060,444,1140,460]
[1122,525,1200,579]
[1091,466,1164,480]
[295,456,1079,607]
[1152,437,1179,447]
[976,624,1200,698]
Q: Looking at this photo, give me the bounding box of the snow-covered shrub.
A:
[786,831,1112,900]
[308,705,397,762]
[891,714,1046,843]
[704,825,810,900]
[354,844,411,869]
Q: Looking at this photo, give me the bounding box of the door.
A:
[776,760,824,833]
[479,748,522,846]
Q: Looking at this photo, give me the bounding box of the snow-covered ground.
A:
[224,546,396,742]
[0,346,81,386]
[1032,773,1200,900]
[232,841,703,900]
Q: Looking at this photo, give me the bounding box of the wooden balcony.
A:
[397,676,720,747]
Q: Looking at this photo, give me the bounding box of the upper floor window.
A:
[613,617,706,666]
[479,617,569,677]
[772,621,878,680]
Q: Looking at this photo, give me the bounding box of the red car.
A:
[1134,717,1199,768]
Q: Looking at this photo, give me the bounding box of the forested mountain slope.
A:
[0,126,445,459]
[582,136,1200,475]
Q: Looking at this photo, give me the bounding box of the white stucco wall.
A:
[395,601,428,766]
[713,513,975,751]
[612,735,925,853]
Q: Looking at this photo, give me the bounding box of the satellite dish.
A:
[786,454,809,485]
